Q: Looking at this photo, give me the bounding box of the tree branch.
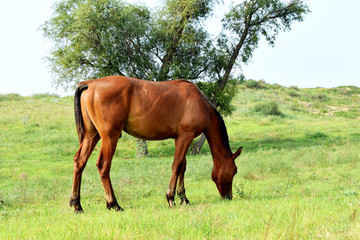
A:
[218,9,255,93]
[252,2,298,26]
[157,11,192,81]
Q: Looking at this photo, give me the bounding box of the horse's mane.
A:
[201,93,232,154]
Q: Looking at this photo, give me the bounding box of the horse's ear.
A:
[232,147,243,160]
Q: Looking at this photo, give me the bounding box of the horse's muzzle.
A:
[222,194,233,200]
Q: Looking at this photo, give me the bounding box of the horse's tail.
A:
[74,83,88,143]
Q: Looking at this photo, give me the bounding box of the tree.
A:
[211,0,309,97]
[42,0,217,156]
[190,0,309,153]
[43,0,157,156]
[42,0,217,86]
[42,0,154,89]
[42,0,309,155]
[153,0,217,81]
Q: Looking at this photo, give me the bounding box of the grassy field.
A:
[1,82,360,239]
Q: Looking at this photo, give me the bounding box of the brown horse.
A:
[70,75,242,213]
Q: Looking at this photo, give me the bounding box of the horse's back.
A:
[127,78,211,139]
[81,76,211,140]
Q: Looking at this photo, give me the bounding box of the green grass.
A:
[1,85,360,239]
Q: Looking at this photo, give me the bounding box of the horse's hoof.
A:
[166,194,176,207]
[180,198,190,205]
[113,205,124,211]
[107,201,124,211]
[70,198,84,213]
[74,209,84,214]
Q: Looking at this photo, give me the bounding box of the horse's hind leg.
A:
[96,134,123,211]
[177,157,190,205]
[167,136,193,207]
[70,133,100,213]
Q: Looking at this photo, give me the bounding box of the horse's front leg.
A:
[166,137,193,207]
[177,157,190,205]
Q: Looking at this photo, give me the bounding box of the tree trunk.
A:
[136,138,148,157]
[218,19,251,93]
[190,133,206,154]
[194,15,252,155]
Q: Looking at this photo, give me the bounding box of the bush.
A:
[196,80,238,116]
[290,103,304,112]
[288,90,301,97]
[306,132,328,139]
[32,93,60,99]
[243,80,261,89]
[333,86,360,96]
[242,79,282,90]
[243,79,285,90]
[289,85,299,91]
[310,93,329,102]
[253,101,283,116]
[334,110,359,119]
[268,83,282,89]
[0,93,23,101]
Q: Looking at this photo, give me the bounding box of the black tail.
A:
[74,83,88,143]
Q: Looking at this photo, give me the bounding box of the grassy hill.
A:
[1,81,359,239]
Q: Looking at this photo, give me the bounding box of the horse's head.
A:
[211,147,242,199]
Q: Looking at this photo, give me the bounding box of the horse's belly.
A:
[123,119,177,140]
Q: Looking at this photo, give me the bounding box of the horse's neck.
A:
[204,113,232,161]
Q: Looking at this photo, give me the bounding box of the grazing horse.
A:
[70,75,242,213]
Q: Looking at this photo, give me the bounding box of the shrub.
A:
[288,90,301,97]
[334,110,359,119]
[197,80,237,116]
[289,85,299,91]
[268,83,282,89]
[32,93,60,99]
[310,93,329,102]
[290,103,304,112]
[306,132,328,139]
[253,101,283,116]
[334,86,360,96]
[0,93,23,101]
[243,80,261,89]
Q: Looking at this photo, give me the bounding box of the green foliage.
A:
[151,0,217,81]
[289,85,300,91]
[334,110,359,119]
[242,79,275,90]
[243,79,261,89]
[42,0,217,86]
[162,0,217,24]
[332,86,360,96]
[310,93,330,102]
[215,0,309,70]
[306,132,328,139]
[0,93,23,101]
[253,101,283,116]
[42,0,155,89]
[287,89,301,97]
[204,0,309,113]
[197,79,238,116]
[42,0,309,116]
[31,93,60,99]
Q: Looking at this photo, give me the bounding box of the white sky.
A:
[0,0,359,96]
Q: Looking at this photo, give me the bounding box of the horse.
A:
[70,75,242,213]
